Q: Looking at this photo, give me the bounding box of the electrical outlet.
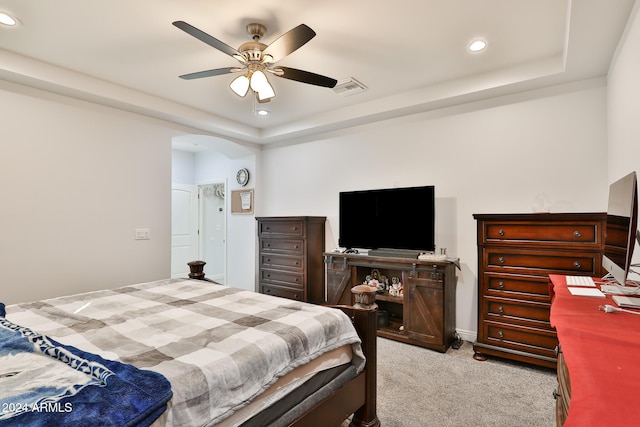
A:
[135,228,151,240]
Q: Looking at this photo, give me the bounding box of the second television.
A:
[338,185,435,256]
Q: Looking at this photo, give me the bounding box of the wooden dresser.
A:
[256,216,326,303]
[473,213,606,368]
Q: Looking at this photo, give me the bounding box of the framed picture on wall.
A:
[231,189,254,214]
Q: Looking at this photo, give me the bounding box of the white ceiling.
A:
[0,0,636,147]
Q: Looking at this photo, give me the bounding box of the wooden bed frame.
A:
[189,262,380,427]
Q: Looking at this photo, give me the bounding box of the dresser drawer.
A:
[260,254,304,271]
[483,248,600,276]
[260,238,304,255]
[260,269,304,288]
[483,297,551,328]
[482,221,601,247]
[258,220,305,237]
[482,321,558,358]
[260,284,303,301]
[484,273,552,302]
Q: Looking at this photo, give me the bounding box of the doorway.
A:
[198,181,226,284]
[170,181,227,284]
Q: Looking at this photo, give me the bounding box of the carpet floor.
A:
[373,337,557,427]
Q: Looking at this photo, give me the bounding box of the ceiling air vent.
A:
[333,77,367,96]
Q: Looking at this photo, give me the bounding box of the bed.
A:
[0,266,379,427]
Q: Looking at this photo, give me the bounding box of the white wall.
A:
[172,150,195,184]
[608,2,640,181]
[608,2,640,268]
[259,80,609,339]
[0,80,183,304]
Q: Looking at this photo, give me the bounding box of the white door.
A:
[171,184,198,278]
[199,182,226,284]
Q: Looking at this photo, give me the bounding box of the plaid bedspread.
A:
[6,279,365,426]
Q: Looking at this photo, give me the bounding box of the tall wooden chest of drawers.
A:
[473,213,606,368]
[256,216,326,303]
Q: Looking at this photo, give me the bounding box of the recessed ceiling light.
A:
[468,39,487,53]
[0,12,19,27]
[256,109,270,117]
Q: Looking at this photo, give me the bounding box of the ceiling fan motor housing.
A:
[239,23,268,62]
[239,41,267,62]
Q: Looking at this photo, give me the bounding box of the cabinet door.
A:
[326,258,353,305]
[404,271,445,346]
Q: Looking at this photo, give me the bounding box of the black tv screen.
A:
[338,186,435,252]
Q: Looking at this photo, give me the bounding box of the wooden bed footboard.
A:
[285,285,379,427]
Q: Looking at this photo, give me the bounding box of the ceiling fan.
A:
[172,21,338,102]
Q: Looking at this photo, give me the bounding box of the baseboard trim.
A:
[455,329,476,343]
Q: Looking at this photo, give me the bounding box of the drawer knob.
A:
[294,245,299,249]
[573,230,582,238]
[295,294,300,300]
[498,331,504,338]
[292,226,298,231]
[498,306,504,314]
[266,258,271,262]
[573,261,581,269]
[498,281,505,289]
[266,288,272,293]
[498,257,505,264]
[498,229,505,236]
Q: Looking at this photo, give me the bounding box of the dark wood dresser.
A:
[473,213,606,368]
[256,216,326,303]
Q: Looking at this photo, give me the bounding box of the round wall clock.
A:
[236,168,249,186]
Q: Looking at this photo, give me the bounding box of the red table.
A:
[549,274,640,426]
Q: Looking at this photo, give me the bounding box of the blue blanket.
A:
[0,303,172,427]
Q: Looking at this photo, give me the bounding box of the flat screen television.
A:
[602,171,638,285]
[338,185,435,256]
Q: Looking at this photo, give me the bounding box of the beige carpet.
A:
[371,337,557,427]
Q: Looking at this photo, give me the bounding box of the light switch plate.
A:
[135,228,151,240]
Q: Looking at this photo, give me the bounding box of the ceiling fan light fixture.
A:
[249,70,269,92]
[249,70,275,101]
[257,83,275,101]
[230,74,250,97]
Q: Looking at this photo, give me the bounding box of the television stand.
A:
[324,252,458,352]
[367,248,421,259]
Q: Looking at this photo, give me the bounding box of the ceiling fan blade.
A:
[275,67,337,88]
[179,67,240,80]
[173,21,240,58]
[262,24,316,63]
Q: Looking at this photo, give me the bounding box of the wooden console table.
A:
[324,253,458,352]
[550,274,640,426]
